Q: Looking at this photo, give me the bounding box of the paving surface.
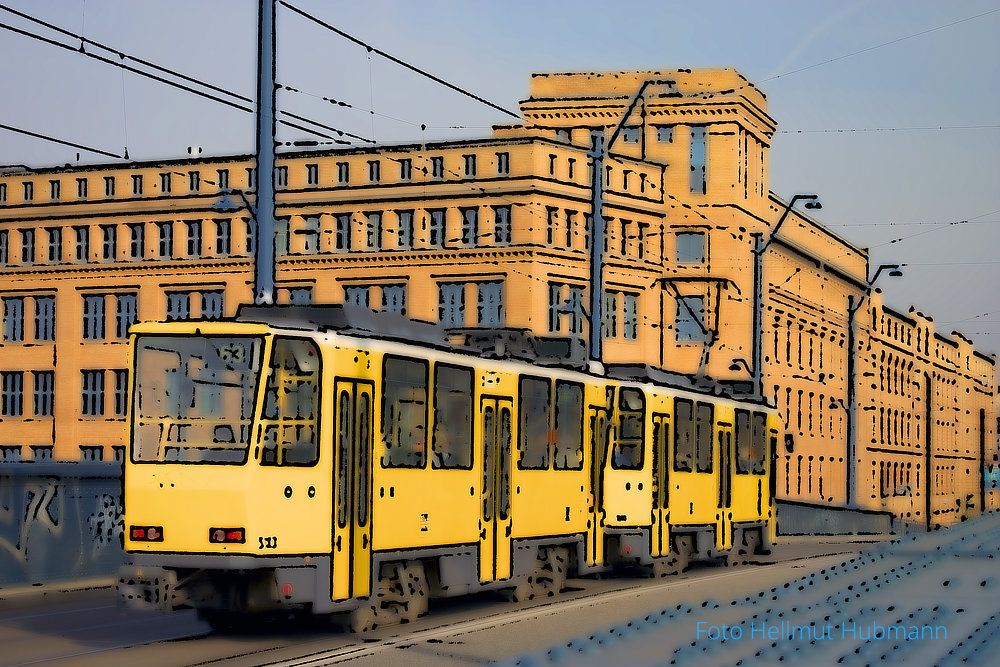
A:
[506,514,1000,666]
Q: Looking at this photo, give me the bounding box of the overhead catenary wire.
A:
[277,0,520,120]
[0,15,356,145]
[0,122,124,159]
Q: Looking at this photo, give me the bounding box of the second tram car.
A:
[118,306,779,630]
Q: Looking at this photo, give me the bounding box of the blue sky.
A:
[1,0,998,355]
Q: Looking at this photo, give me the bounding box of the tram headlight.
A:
[129,525,164,542]
[208,527,246,544]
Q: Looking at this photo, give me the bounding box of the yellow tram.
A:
[118,306,779,630]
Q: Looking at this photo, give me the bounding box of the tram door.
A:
[332,380,374,601]
[651,413,671,557]
[717,421,734,551]
[587,405,610,567]
[479,397,513,582]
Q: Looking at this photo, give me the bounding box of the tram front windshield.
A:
[132,336,262,463]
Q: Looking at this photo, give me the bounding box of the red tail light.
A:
[209,527,245,544]
[130,525,163,542]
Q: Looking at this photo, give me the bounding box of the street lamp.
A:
[844,263,904,506]
[751,194,822,400]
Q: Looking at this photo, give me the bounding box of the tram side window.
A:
[432,364,473,469]
[553,381,584,470]
[260,338,320,466]
[695,402,714,473]
[518,376,550,469]
[751,412,768,474]
[612,387,644,469]
[735,409,752,474]
[382,356,427,468]
[674,398,694,472]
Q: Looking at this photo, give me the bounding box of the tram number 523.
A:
[258,536,278,550]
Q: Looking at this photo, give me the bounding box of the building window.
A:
[602,290,619,338]
[365,212,382,250]
[165,292,190,321]
[368,160,381,183]
[676,231,706,263]
[2,297,24,342]
[276,166,288,188]
[460,208,478,246]
[245,168,255,189]
[397,210,414,249]
[46,227,61,263]
[382,284,406,315]
[476,282,503,327]
[306,163,319,186]
[494,206,511,245]
[332,162,348,185]
[301,216,320,253]
[656,125,673,143]
[0,183,5,203]
[76,178,87,198]
[202,291,224,320]
[335,213,351,251]
[101,224,116,260]
[104,176,115,198]
[567,286,585,334]
[620,219,631,256]
[34,296,55,341]
[31,445,52,460]
[439,283,464,327]
[399,159,412,181]
[127,223,144,259]
[344,285,370,309]
[245,218,254,254]
[81,370,104,416]
[217,169,229,190]
[188,171,200,192]
[160,172,171,193]
[463,154,477,177]
[131,174,143,196]
[74,226,89,262]
[1,371,23,416]
[428,209,445,248]
[115,293,137,339]
[23,182,33,201]
[621,126,640,143]
[548,284,561,333]
[287,287,312,305]
[80,446,103,461]
[274,218,292,255]
[676,294,708,343]
[431,156,444,178]
[0,446,22,461]
[275,217,289,255]
[113,369,128,417]
[33,370,53,417]
[496,152,510,175]
[83,294,106,340]
[157,222,173,258]
[548,154,557,175]
[215,219,231,255]
[623,293,638,340]
[50,180,61,200]
[20,229,34,264]
[690,126,707,194]
[0,230,6,264]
